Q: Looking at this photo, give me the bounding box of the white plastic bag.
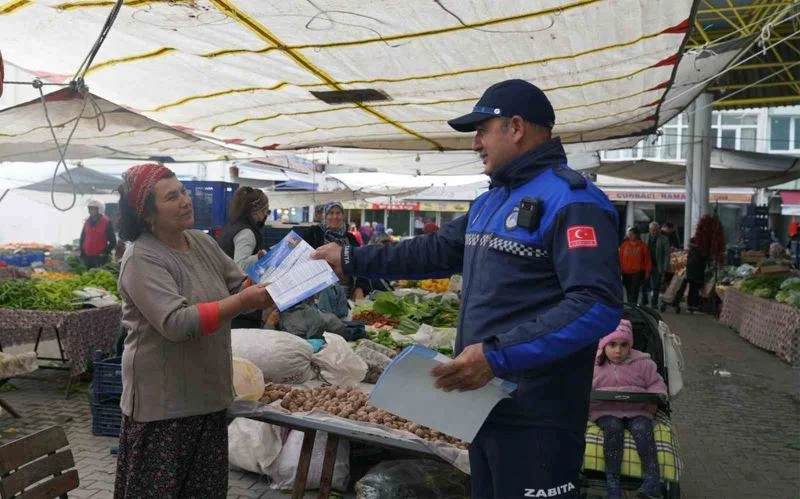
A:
[231,329,314,384]
[312,333,367,387]
[232,357,265,401]
[266,430,350,491]
[228,418,283,474]
[658,320,684,397]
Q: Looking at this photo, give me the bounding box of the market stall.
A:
[719,277,800,367]
[223,287,471,498]
[0,267,122,394]
[229,392,469,499]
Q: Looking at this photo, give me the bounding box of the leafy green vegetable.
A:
[372,292,409,319]
[0,269,118,311]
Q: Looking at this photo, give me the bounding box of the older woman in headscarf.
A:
[113,164,274,498]
[299,201,366,312]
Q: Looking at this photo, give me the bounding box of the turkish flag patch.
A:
[567,226,598,249]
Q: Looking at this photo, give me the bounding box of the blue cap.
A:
[448,79,555,132]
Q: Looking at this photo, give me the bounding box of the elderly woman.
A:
[300,201,366,313]
[217,186,271,328]
[113,164,273,499]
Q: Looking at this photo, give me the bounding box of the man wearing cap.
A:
[80,199,116,269]
[313,79,622,498]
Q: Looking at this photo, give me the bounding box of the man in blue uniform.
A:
[312,79,622,498]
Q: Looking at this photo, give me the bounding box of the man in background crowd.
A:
[80,199,116,269]
[641,221,670,308]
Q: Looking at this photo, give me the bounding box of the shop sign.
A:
[603,190,751,203]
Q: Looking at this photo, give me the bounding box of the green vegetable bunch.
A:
[0,269,119,311]
[0,279,76,310]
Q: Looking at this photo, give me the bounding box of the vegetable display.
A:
[737,275,786,300]
[261,383,467,449]
[0,269,118,310]
[371,292,459,328]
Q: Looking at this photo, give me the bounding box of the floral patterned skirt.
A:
[114,410,228,499]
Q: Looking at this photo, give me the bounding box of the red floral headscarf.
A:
[122,163,172,217]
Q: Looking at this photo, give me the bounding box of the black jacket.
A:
[298,225,367,294]
[217,221,264,259]
[686,246,706,282]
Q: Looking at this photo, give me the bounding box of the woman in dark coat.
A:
[673,237,706,313]
[299,201,366,315]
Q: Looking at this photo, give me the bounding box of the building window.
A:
[770,116,792,151]
[712,111,758,151]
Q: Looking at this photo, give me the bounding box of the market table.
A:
[0,305,121,394]
[228,399,468,499]
[719,287,800,366]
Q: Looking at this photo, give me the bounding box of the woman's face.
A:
[325,207,344,230]
[148,177,194,234]
[252,201,270,223]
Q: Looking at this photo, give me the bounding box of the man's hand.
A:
[430,343,495,392]
[311,243,344,278]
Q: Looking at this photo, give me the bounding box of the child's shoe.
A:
[636,475,662,498]
[605,473,622,499]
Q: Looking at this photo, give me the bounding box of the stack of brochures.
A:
[246,231,339,311]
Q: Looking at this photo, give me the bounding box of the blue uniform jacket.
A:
[342,138,623,432]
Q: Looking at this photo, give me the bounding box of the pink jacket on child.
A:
[589,349,667,421]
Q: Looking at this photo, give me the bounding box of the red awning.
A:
[781,191,800,205]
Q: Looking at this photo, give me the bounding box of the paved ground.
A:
[664,309,800,499]
[1,310,798,498]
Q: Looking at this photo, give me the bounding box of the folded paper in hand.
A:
[369,344,517,442]
[246,231,338,311]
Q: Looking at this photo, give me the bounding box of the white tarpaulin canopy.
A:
[0,0,725,160]
[0,88,244,162]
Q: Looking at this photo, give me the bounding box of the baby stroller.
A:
[581,304,683,498]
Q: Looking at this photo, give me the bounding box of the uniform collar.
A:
[489,138,567,189]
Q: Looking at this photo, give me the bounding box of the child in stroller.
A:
[591,319,667,499]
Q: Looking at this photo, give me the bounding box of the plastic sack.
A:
[357,339,397,359]
[391,325,457,351]
[734,264,756,278]
[232,357,266,401]
[780,277,800,290]
[231,329,314,384]
[312,333,367,387]
[658,320,684,397]
[355,343,393,384]
[447,275,463,293]
[266,430,350,491]
[228,418,282,474]
[355,459,469,499]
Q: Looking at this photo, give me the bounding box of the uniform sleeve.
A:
[119,250,203,342]
[483,202,623,375]
[232,229,258,271]
[343,215,466,279]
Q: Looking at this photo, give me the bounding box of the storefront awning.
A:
[591,149,800,188]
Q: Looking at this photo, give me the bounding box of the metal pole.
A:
[691,93,713,230]
[684,103,695,249]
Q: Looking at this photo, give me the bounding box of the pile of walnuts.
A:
[260,383,467,449]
